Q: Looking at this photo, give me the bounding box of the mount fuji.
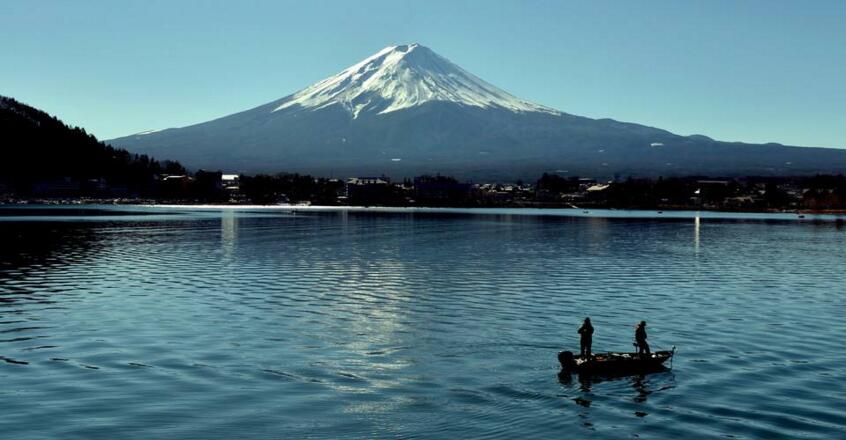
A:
[109,44,846,179]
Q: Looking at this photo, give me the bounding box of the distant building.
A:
[346,176,397,205]
[161,175,193,197]
[220,174,245,202]
[162,175,191,182]
[222,174,240,190]
[346,177,389,186]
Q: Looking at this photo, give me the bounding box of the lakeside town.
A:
[3,171,846,213]
[4,95,845,214]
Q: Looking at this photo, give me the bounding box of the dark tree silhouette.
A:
[0,95,185,196]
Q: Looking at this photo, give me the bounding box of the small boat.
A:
[558,348,675,375]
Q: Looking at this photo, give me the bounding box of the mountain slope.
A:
[0,95,184,192]
[108,44,846,179]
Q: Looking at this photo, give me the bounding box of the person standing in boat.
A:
[635,321,650,356]
[578,317,594,358]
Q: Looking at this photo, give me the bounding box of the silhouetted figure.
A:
[578,317,594,358]
[635,321,650,355]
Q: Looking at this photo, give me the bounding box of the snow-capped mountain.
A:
[108,44,846,178]
[273,44,557,118]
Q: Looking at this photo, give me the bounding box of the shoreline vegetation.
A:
[2,172,846,215]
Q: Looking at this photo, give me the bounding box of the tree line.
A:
[0,96,185,196]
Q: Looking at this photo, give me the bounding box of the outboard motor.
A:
[558,351,576,370]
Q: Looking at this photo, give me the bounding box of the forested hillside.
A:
[0,96,184,195]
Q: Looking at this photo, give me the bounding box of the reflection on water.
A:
[220,210,237,260]
[694,214,701,253]
[1,207,845,439]
[559,370,676,419]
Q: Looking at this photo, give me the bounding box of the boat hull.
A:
[558,350,674,375]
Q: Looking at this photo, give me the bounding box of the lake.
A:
[1,206,845,439]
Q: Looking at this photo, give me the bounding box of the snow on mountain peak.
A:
[273,44,559,118]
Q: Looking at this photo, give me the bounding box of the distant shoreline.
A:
[2,201,846,222]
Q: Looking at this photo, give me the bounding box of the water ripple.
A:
[0,207,844,439]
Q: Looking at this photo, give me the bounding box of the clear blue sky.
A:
[2,0,844,147]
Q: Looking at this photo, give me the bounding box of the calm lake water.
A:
[1,206,845,439]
